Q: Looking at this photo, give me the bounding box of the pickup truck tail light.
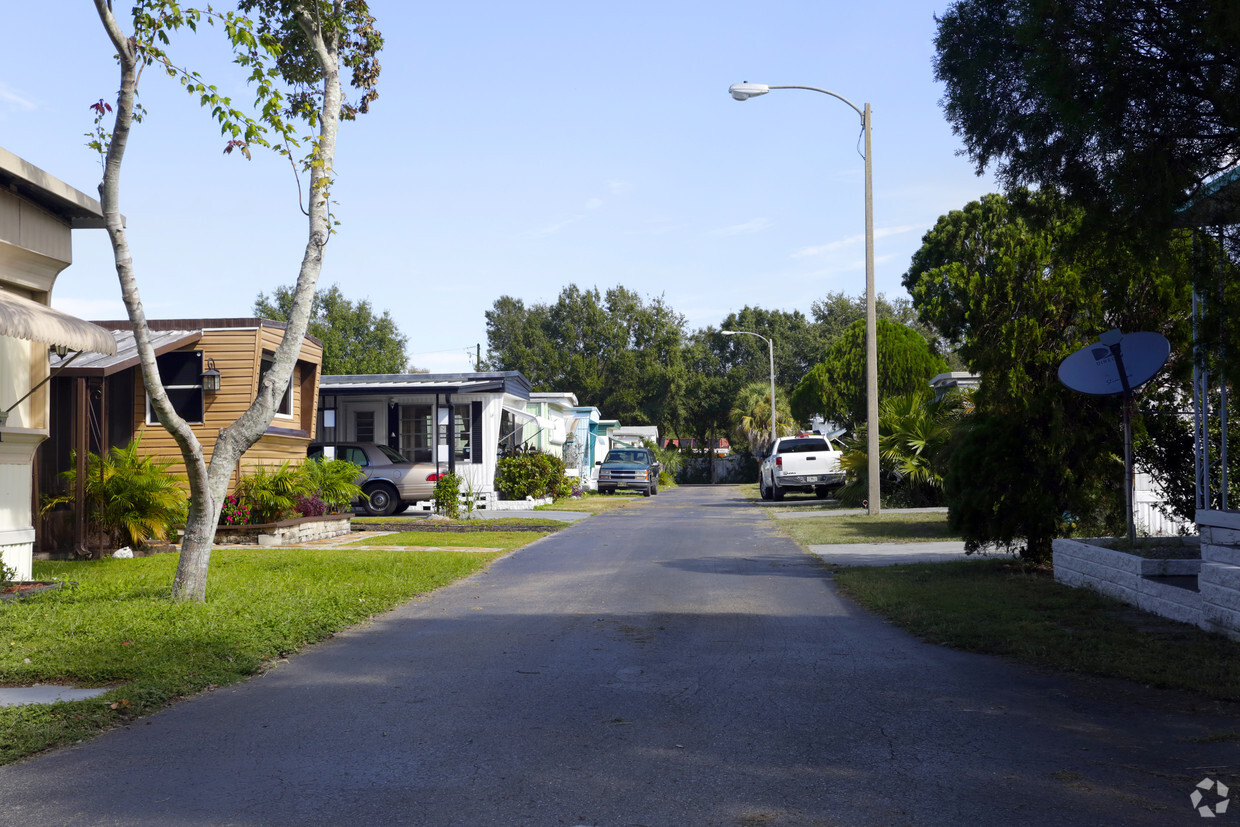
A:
[775,456,783,468]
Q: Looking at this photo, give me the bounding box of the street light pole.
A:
[728,82,881,516]
[721,329,778,454]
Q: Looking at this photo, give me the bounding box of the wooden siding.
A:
[130,325,322,492]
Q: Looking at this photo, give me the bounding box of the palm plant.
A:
[729,381,796,456]
[300,457,364,513]
[837,389,966,507]
[235,461,314,524]
[42,432,188,550]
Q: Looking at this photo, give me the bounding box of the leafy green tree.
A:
[484,285,688,431]
[678,331,736,442]
[255,283,410,374]
[904,189,1195,560]
[91,1,382,601]
[728,381,795,456]
[810,290,957,362]
[934,0,1240,228]
[714,306,830,390]
[836,389,965,508]
[790,319,948,430]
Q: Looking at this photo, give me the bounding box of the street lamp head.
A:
[721,329,737,335]
[728,82,770,101]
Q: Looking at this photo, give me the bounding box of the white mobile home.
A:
[317,372,533,500]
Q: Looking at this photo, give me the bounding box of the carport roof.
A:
[321,371,532,400]
[1175,167,1240,228]
[50,328,201,376]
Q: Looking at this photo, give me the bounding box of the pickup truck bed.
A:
[759,436,844,501]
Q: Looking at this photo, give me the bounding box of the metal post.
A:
[767,334,777,448]
[863,102,880,517]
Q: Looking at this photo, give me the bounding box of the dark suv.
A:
[597,447,661,497]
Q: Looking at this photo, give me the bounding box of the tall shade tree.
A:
[790,319,948,430]
[714,306,829,390]
[934,0,1240,228]
[903,189,1196,560]
[484,285,688,431]
[92,0,381,601]
[255,283,410,374]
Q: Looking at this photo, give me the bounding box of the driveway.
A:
[0,486,1234,825]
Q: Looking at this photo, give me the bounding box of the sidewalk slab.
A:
[0,685,109,707]
[810,540,973,566]
[774,506,949,521]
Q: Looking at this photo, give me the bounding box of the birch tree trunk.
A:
[93,1,346,602]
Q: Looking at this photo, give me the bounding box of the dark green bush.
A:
[496,449,572,500]
[433,472,462,519]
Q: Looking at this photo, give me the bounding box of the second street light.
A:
[721,329,777,454]
[728,81,881,516]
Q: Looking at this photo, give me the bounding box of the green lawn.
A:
[833,559,1240,701]
[536,492,642,513]
[0,544,520,764]
[770,509,1240,700]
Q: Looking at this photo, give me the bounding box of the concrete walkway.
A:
[809,539,973,566]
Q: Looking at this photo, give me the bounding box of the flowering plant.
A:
[219,494,253,526]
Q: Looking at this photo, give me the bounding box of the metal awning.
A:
[0,291,117,355]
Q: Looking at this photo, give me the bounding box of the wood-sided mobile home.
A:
[36,318,322,553]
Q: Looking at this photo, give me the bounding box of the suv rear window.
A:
[780,438,831,453]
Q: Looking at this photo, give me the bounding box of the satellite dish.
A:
[1058,330,1170,396]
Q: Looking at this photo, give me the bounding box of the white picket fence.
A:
[1133,471,1193,536]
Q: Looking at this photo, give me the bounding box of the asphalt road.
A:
[0,486,1236,825]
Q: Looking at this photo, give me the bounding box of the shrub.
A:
[235,461,312,524]
[301,457,364,512]
[433,472,462,519]
[495,448,571,500]
[41,432,188,551]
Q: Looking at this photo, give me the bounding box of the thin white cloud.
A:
[51,296,126,319]
[586,197,604,210]
[791,224,924,257]
[606,180,633,195]
[0,83,36,112]
[709,217,774,237]
[523,214,584,238]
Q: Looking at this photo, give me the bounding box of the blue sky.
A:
[4,2,997,373]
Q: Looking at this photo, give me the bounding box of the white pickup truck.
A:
[759,435,845,501]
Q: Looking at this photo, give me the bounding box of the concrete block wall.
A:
[1196,511,1240,641]
[1053,538,1203,628]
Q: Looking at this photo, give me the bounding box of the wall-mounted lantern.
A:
[201,358,221,393]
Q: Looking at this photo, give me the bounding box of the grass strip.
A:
[535,493,641,513]
[0,545,514,764]
[782,513,962,545]
[833,559,1240,700]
